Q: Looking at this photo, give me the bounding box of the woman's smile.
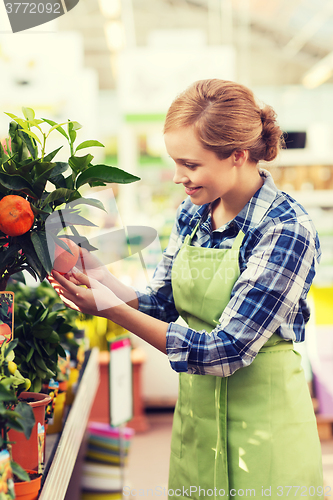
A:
[184,185,202,196]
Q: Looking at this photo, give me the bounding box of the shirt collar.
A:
[234,169,278,233]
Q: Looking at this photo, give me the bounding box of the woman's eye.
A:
[184,163,197,169]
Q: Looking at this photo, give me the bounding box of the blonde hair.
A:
[164,79,284,163]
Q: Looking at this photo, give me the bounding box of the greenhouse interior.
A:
[0,0,333,498]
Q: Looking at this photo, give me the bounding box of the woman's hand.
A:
[49,269,123,317]
[74,248,139,309]
[76,247,110,285]
[48,270,168,355]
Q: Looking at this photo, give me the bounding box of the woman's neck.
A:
[211,169,264,230]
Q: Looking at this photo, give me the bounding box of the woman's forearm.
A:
[102,273,139,309]
[109,302,168,354]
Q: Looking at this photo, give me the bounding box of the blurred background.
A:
[1,0,333,493]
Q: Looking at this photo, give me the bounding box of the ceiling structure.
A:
[57,0,333,91]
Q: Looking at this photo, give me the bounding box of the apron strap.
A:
[189,220,201,240]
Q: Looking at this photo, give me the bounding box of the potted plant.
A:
[6,279,82,435]
[0,338,38,496]
[0,106,140,292]
[0,107,139,481]
[6,280,79,394]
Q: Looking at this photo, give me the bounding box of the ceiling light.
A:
[104,21,126,52]
[98,0,121,18]
[302,52,333,89]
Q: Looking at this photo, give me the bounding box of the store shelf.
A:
[39,347,100,500]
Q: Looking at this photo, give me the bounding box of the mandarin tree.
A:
[0,107,140,291]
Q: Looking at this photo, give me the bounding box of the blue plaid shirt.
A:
[136,169,321,377]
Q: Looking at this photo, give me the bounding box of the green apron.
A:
[169,223,323,499]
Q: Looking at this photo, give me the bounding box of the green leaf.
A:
[44,146,63,163]
[69,129,76,144]
[18,128,38,159]
[11,460,31,482]
[68,197,107,212]
[31,324,54,339]
[75,140,104,152]
[16,127,41,145]
[32,165,55,199]
[20,234,47,282]
[0,170,35,195]
[31,231,53,274]
[56,343,67,358]
[15,401,35,439]
[0,384,15,402]
[68,154,94,174]
[76,164,140,189]
[34,353,49,372]
[41,118,69,140]
[45,209,97,230]
[45,311,59,325]
[35,308,49,325]
[41,188,75,208]
[22,107,35,121]
[9,271,26,284]
[31,378,42,393]
[26,346,34,362]
[5,113,30,133]
[4,339,19,358]
[48,161,69,179]
[72,121,82,131]
[5,112,21,121]
[48,331,60,343]
[28,119,44,127]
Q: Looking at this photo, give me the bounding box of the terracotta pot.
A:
[9,392,51,472]
[14,469,41,500]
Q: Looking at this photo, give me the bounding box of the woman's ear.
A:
[233,150,249,166]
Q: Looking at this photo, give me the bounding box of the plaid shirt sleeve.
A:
[166,220,318,377]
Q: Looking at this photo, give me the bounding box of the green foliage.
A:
[0,108,140,290]
[0,339,35,482]
[7,280,82,392]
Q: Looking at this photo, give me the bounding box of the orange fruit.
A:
[0,195,34,237]
[53,237,80,274]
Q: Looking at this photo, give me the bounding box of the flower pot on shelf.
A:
[46,389,67,434]
[9,392,51,473]
[14,469,42,500]
[65,366,80,406]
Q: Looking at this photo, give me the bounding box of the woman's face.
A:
[164,126,236,206]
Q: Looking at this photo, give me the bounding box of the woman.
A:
[52,80,324,498]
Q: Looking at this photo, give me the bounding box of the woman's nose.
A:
[173,165,188,184]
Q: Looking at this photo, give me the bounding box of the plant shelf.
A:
[39,347,100,500]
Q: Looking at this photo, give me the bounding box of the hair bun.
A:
[260,106,284,162]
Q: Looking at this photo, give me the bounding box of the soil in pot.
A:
[14,470,42,500]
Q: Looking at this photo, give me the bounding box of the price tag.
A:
[109,336,133,427]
